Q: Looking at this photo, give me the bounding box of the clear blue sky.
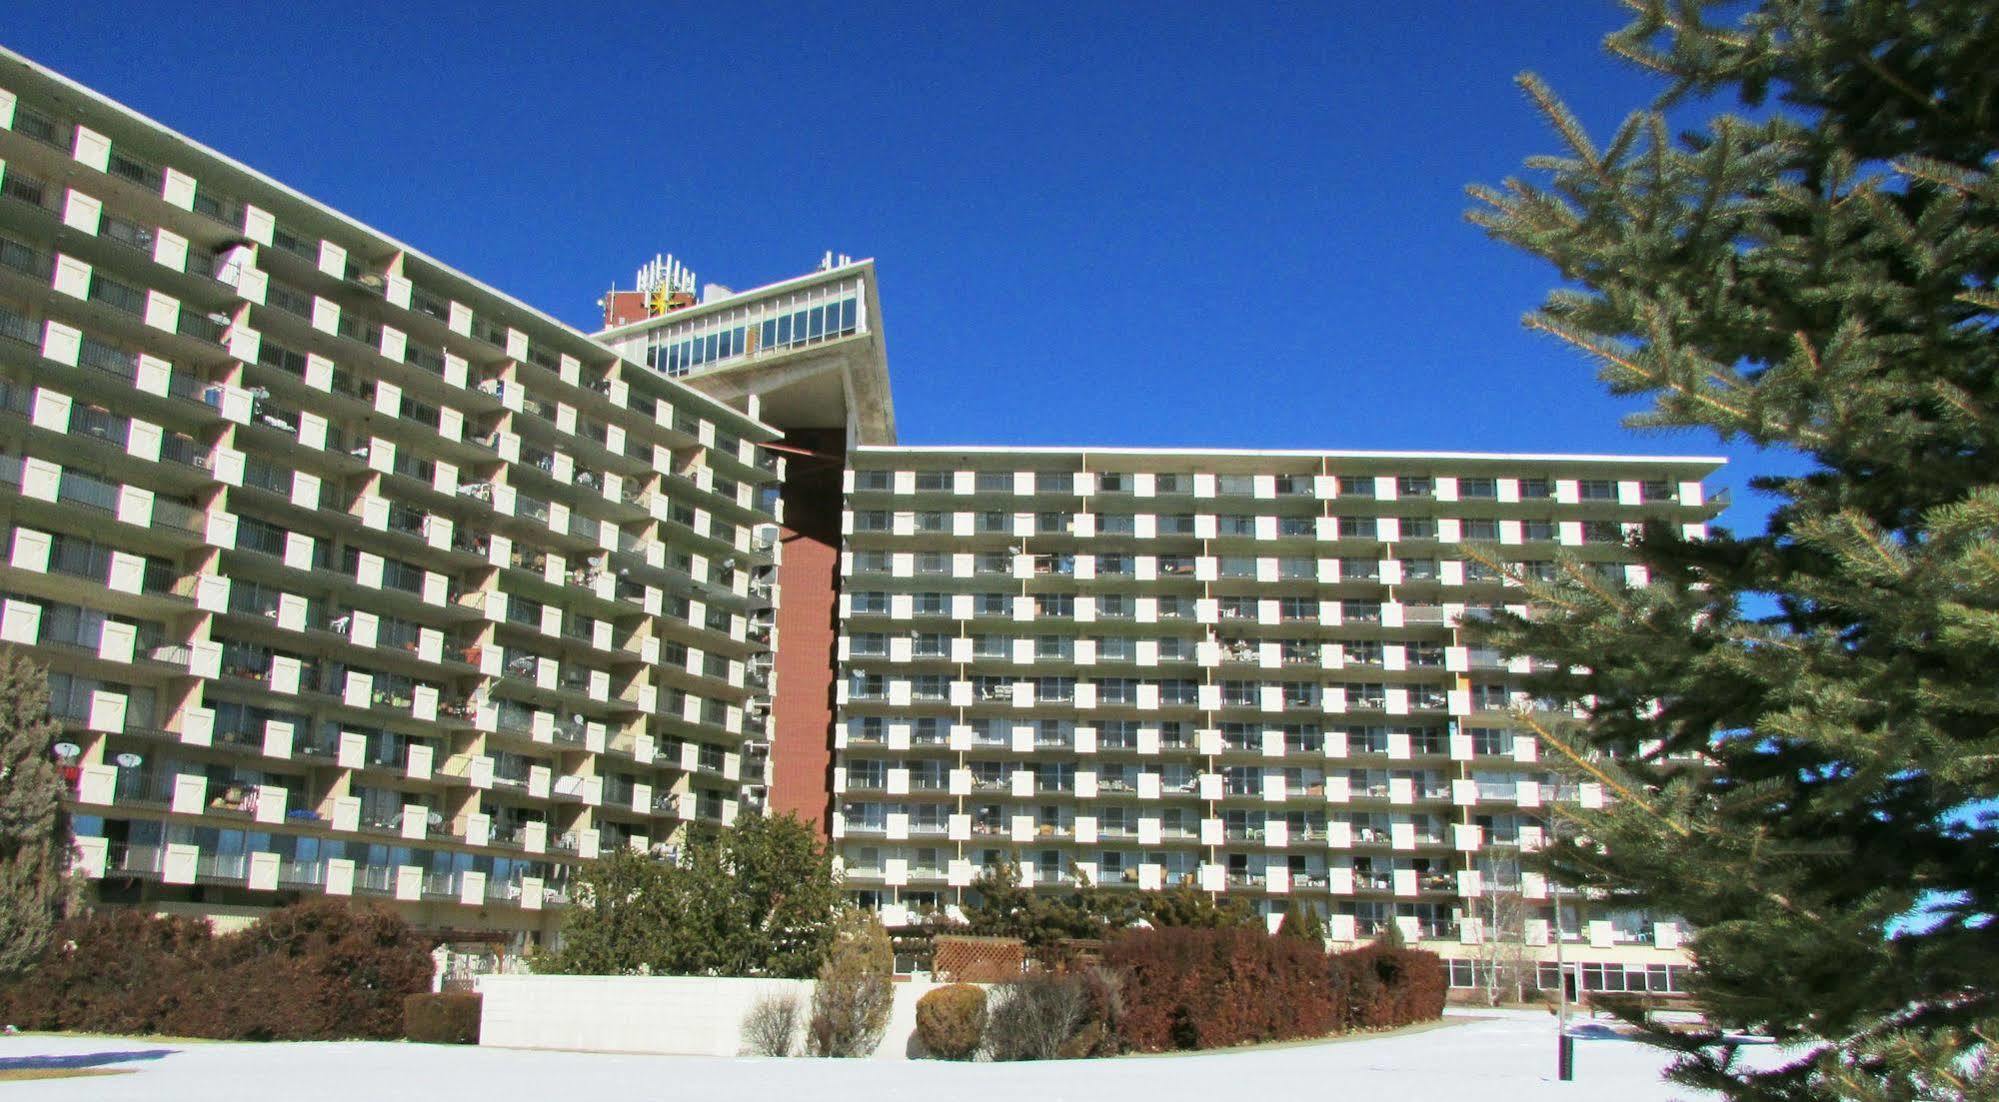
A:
[7,0,1799,533]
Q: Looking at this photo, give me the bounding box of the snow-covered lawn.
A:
[0,1009,1780,1101]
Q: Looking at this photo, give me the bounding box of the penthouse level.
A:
[0,48,783,946]
[829,445,1721,994]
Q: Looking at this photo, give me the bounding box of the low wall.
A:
[475,974,951,1059]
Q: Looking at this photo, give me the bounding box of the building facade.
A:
[1,52,783,943]
[10,43,1722,998]
[825,447,1719,994]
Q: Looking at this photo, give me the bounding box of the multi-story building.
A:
[824,447,1721,994]
[9,42,1725,999]
[0,50,784,943]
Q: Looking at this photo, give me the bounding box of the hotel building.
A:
[1,50,784,943]
[9,43,1721,995]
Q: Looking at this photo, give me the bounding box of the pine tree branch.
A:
[1513,711,1689,837]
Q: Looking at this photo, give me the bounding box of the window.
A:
[848,632,887,656]
[1397,476,1433,498]
[853,471,891,491]
[1462,518,1500,540]
[1337,476,1376,499]
[1217,474,1255,495]
[1519,478,1553,499]
[852,550,890,573]
[975,471,1012,493]
[1583,520,1624,544]
[1098,678,1139,704]
[913,471,951,491]
[1339,516,1376,540]
[1471,732,1511,760]
[1579,479,1617,501]
[1459,477,1497,499]
[851,510,889,532]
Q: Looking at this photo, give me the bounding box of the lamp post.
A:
[1553,870,1573,1080]
[1549,810,1574,1081]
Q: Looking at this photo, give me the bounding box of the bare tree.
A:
[1468,872,1538,1006]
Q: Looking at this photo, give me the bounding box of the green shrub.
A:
[915,983,988,1059]
[404,992,482,1044]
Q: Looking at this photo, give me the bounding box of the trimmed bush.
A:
[1106,926,1334,1052]
[0,900,432,1040]
[915,983,988,1059]
[404,993,482,1045]
[1329,945,1449,1031]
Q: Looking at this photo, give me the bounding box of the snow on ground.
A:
[0,1009,1787,1102]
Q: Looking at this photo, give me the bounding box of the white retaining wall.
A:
[475,974,950,1059]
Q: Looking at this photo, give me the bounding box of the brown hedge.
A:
[1101,929,1448,1052]
[0,900,433,1040]
[1329,945,1449,1031]
[1105,926,1335,1051]
[914,983,987,1059]
[405,992,483,1045]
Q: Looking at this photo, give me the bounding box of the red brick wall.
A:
[767,430,845,838]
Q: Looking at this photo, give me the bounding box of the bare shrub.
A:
[741,991,803,1056]
[984,972,1090,1061]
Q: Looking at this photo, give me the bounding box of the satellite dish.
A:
[53,742,81,759]
[114,752,143,768]
[427,811,444,826]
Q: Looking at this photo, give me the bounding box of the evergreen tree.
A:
[1467,3,1998,1098]
[960,857,1142,947]
[807,907,894,1057]
[536,812,839,978]
[1138,882,1258,930]
[0,650,71,979]
[1277,901,1327,944]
